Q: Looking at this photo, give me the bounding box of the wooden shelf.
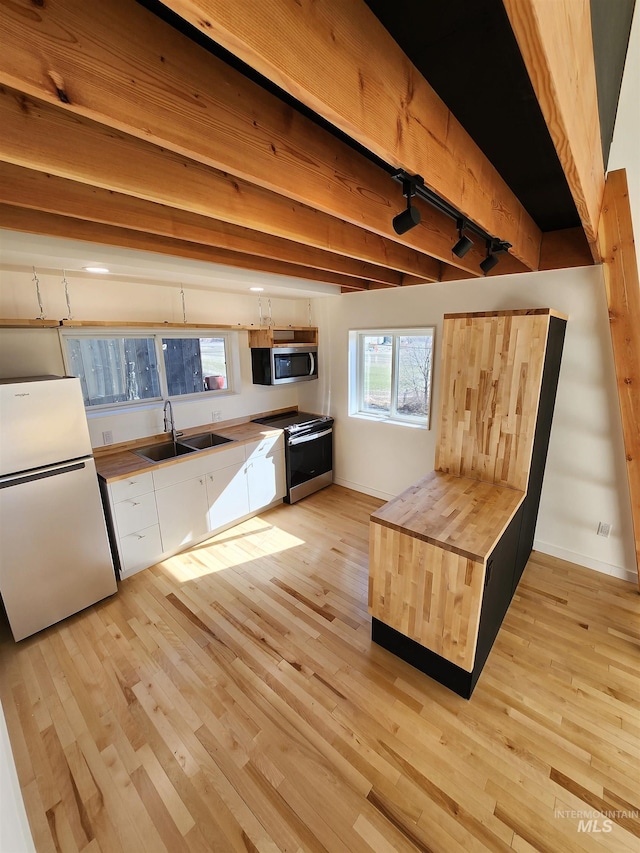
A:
[247,326,318,348]
[60,319,248,330]
[0,318,61,328]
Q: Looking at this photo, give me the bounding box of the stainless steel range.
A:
[252,411,333,503]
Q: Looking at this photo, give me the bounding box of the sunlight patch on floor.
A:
[160,515,306,582]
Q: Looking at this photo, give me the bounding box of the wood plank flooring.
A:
[1,485,638,852]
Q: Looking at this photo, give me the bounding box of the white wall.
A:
[607,4,640,271]
[0,270,309,445]
[299,264,636,583]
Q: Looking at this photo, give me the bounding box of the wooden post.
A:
[598,169,640,588]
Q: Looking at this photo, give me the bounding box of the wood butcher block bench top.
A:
[370,471,525,563]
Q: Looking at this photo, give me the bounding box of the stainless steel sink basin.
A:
[180,432,233,450]
[134,441,197,463]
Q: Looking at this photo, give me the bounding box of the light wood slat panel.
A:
[597,169,640,587]
[1,487,639,852]
[0,162,403,287]
[159,0,542,270]
[435,312,550,490]
[503,0,604,259]
[0,86,439,283]
[369,470,524,561]
[0,0,481,279]
[0,205,378,292]
[368,522,485,671]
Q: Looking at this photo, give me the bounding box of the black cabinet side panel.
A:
[472,507,522,693]
[371,618,473,699]
[515,316,567,586]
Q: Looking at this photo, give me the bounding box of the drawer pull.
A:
[135,534,146,540]
[129,501,140,507]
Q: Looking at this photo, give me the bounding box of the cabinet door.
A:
[155,476,209,555]
[206,462,250,533]
[246,449,286,512]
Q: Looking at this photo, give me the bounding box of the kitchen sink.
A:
[179,432,233,450]
[134,441,198,463]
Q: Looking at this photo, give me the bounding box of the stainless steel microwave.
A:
[251,346,318,385]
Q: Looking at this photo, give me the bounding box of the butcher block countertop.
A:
[370,471,525,562]
[95,419,283,483]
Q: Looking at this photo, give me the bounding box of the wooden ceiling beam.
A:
[0,86,441,283]
[0,162,403,287]
[0,0,483,278]
[597,169,640,585]
[0,205,380,291]
[503,0,604,261]
[157,0,542,270]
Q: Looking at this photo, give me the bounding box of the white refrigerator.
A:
[0,376,117,641]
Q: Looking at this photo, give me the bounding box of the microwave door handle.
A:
[309,352,315,376]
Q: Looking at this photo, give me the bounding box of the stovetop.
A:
[252,410,333,432]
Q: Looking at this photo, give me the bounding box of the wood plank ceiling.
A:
[0,0,620,293]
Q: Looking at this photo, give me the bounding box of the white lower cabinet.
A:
[118,525,163,575]
[155,475,209,555]
[103,433,286,577]
[206,461,250,532]
[103,471,163,578]
[246,449,286,511]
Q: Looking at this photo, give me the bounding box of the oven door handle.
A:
[289,427,332,446]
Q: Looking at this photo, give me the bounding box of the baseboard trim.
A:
[332,477,396,503]
[533,539,638,585]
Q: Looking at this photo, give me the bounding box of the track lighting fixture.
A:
[479,239,510,274]
[452,218,474,258]
[479,246,499,274]
[392,178,421,235]
[391,170,511,272]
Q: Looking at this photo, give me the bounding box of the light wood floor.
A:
[1,485,638,852]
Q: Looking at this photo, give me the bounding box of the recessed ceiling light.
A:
[249,286,264,292]
[83,265,110,274]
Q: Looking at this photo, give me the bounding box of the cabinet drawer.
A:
[119,524,163,576]
[206,444,245,473]
[110,471,154,503]
[152,453,210,490]
[114,491,159,537]
[245,432,284,460]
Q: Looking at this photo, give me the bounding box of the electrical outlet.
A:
[597,521,611,538]
[102,430,114,445]
[212,410,222,422]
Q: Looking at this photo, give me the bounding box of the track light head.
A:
[479,252,499,274]
[393,204,421,235]
[452,234,473,258]
[392,177,421,234]
[452,219,473,258]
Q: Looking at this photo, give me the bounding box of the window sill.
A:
[348,412,428,430]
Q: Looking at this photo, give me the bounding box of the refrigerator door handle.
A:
[0,460,87,489]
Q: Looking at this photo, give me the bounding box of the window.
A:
[349,328,434,426]
[61,328,235,410]
[162,336,228,396]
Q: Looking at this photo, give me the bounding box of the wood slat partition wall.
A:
[369,524,483,672]
[369,309,566,684]
[435,310,551,491]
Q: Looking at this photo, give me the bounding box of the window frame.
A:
[59,326,239,413]
[349,327,435,428]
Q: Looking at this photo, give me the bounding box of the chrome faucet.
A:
[163,399,182,444]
